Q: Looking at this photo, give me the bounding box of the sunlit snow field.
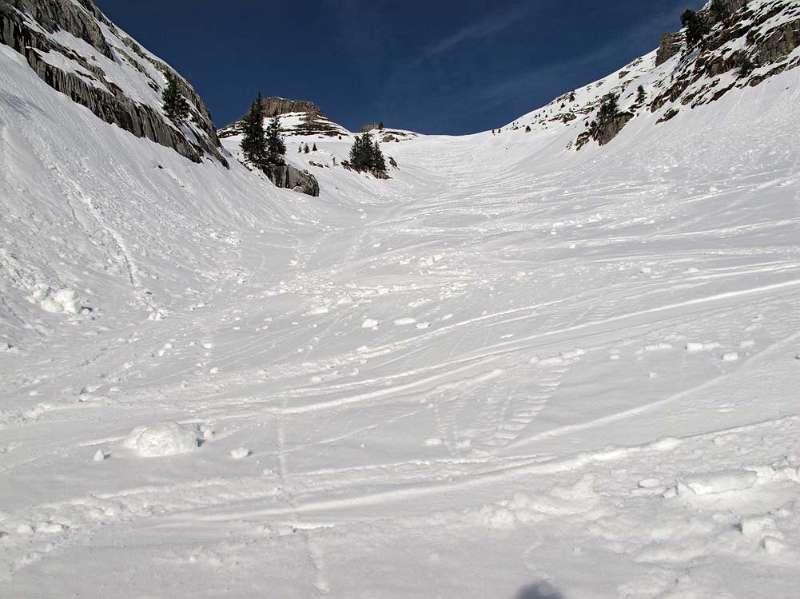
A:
[2,39,800,597]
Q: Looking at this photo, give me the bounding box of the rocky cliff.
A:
[259,96,320,118]
[651,0,799,111]
[507,0,800,150]
[0,0,227,166]
[265,164,320,197]
[218,98,348,140]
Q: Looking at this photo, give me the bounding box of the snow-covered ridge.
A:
[503,0,800,148]
[0,0,226,164]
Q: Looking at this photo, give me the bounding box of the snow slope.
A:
[2,5,800,599]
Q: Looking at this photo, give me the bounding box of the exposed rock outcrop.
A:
[656,32,684,66]
[259,97,320,118]
[576,111,633,150]
[360,122,383,132]
[265,165,319,197]
[0,0,227,166]
[218,99,348,140]
[652,0,800,111]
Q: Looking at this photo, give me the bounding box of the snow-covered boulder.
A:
[31,286,81,314]
[123,422,200,457]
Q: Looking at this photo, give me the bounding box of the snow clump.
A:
[123,422,201,457]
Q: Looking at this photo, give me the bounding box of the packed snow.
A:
[2,12,800,599]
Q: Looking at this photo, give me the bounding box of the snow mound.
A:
[30,286,80,314]
[230,447,251,460]
[123,422,200,457]
[678,469,758,496]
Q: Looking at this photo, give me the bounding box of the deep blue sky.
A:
[96,0,702,134]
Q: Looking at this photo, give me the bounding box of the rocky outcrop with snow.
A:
[0,0,227,165]
[651,0,800,110]
[264,163,320,197]
[219,102,349,140]
[507,0,800,149]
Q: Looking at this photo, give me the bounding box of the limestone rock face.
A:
[753,17,800,64]
[655,32,684,66]
[593,112,634,146]
[0,0,227,166]
[576,112,634,150]
[219,101,347,140]
[265,165,320,197]
[651,0,800,112]
[259,97,321,118]
[710,0,748,20]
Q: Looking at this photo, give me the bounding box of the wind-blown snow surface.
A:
[2,43,800,599]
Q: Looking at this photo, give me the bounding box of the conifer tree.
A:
[265,117,286,165]
[162,73,190,121]
[348,132,386,176]
[372,140,386,173]
[636,85,646,104]
[304,144,310,154]
[240,93,268,170]
[312,143,318,152]
[681,9,709,47]
[349,133,371,170]
[597,93,619,121]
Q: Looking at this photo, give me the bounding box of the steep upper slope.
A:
[0,0,226,164]
[503,0,800,148]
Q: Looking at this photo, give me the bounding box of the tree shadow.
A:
[515,581,564,599]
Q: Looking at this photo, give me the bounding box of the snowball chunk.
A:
[230,447,251,460]
[123,422,200,457]
[31,286,81,314]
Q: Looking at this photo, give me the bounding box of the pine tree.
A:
[162,73,190,121]
[240,93,268,170]
[372,140,386,173]
[350,134,368,169]
[597,93,619,121]
[304,144,310,154]
[681,9,709,47]
[636,85,646,104]
[348,133,386,176]
[312,143,318,152]
[525,125,531,133]
[265,117,286,165]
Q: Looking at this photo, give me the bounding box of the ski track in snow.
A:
[2,27,800,598]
